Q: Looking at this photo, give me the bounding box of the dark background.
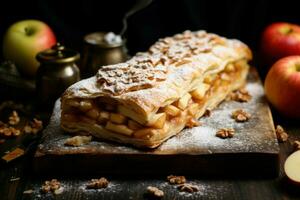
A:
[1,0,300,56]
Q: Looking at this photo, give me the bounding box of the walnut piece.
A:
[229,88,251,102]
[41,179,61,193]
[64,136,92,147]
[146,186,164,198]
[23,118,43,134]
[216,128,235,139]
[8,110,20,125]
[0,126,21,137]
[275,125,288,142]
[178,183,199,193]
[167,175,186,185]
[232,109,251,122]
[293,141,300,151]
[86,178,109,189]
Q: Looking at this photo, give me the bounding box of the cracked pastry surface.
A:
[60,30,252,148]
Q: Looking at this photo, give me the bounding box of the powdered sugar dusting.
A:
[158,79,278,153]
[39,71,278,157]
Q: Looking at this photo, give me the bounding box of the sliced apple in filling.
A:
[110,113,127,124]
[97,111,110,124]
[163,105,181,117]
[105,121,133,136]
[174,93,192,110]
[146,113,166,129]
[128,120,143,130]
[190,83,210,100]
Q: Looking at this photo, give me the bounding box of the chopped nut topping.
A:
[97,62,167,94]
[86,178,109,189]
[8,110,20,125]
[216,128,235,139]
[229,88,251,102]
[41,179,61,193]
[167,175,186,185]
[23,118,43,134]
[293,141,300,151]
[232,109,251,122]
[186,117,201,128]
[275,125,288,142]
[64,136,92,147]
[96,30,227,95]
[178,183,199,193]
[146,186,164,198]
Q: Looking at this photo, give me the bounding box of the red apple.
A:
[261,22,300,66]
[264,56,300,118]
[3,19,56,77]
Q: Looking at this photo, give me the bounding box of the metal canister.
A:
[81,32,128,77]
[36,43,80,108]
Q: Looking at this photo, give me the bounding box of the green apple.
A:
[3,19,56,77]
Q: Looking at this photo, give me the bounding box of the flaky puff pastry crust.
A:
[61,30,252,148]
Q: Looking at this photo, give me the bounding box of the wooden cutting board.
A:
[33,68,279,177]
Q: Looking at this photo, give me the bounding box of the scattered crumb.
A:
[146,186,164,198]
[86,178,109,189]
[216,128,235,139]
[167,175,186,185]
[64,136,92,147]
[41,179,61,194]
[178,183,199,193]
[293,141,300,151]
[23,189,34,194]
[232,109,251,122]
[275,125,288,142]
[228,88,251,102]
[186,118,201,128]
[8,110,20,125]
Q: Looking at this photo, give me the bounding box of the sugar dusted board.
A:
[33,68,279,177]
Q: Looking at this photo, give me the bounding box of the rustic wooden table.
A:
[0,101,299,200]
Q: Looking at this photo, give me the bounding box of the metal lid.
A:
[36,43,80,64]
[84,32,124,48]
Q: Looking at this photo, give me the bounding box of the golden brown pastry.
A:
[60,30,252,148]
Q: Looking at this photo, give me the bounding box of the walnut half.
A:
[232,109,251,122]
[216,128,235,139]
[178,183,200,193]
[167,175,186,185]
[86,178,109,189]
[275,125,288,142]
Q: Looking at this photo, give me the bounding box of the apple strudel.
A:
[60,30,252,148]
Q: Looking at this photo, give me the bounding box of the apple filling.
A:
[62,60,247,140]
